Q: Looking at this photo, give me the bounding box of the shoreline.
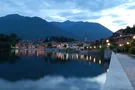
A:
[12,48,112,60]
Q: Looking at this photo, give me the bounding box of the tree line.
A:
[119,25,135,35]
[0,34,21,49]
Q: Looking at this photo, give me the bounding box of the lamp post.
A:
[127,42,131,50]
[106,39,110,48]
[106,39,109,43]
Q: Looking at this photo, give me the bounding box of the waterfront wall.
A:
[103,52,134,90]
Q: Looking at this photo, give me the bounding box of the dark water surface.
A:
[0,50,109,90]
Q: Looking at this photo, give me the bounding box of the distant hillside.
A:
[0,14,77,40]
[52,21,113,40]
[0,14,112,40]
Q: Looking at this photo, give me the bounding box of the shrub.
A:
[129,47,135,54]
[116,46,124,53]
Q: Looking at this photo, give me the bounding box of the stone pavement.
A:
[117,53,135,90]
[103,52,133,90]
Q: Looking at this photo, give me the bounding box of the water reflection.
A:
[0,73,106,90]
[0,49,110,90]
[13,49,109,67]
[0,50,19,63]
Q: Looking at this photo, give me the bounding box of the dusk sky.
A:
[0,0,135,32]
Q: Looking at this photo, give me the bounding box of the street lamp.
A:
[133,36,135,39]
[107,43,110,46]
[127,42,130,45]
[119,44,122,47]
[99,45,102,48]
[106,39,109,43]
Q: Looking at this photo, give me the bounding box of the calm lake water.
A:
[0,50,110,90]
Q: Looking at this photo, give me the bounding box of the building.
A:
[113,34,135,45]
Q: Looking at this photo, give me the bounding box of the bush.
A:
[116,46,124,53]
[99,46,105,60]
[129,47,135,54]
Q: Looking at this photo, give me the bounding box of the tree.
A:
[63,44,67,48]
[47,43,52,48]
[0,34,21,49]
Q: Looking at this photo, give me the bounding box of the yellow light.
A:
[107,43,110,46]
[94,58,96,62]
[106,39,109,43]
[119,44,122,47]
[94,46,96,49]
[90,56,91,60]
[87,47,89,49]
[99,60,101,64]
[90,46,92,49]
[133,36,135,39]
[86,56,88,60]
[99,45,102,48]
[127,42,129,45]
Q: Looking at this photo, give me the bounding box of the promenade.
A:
[117,53,135,90]
[103,52,133,90]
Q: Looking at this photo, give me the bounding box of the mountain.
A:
[52,20,113,40]
[0,14,77,40]
[0,14,112,40]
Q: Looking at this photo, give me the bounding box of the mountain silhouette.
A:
[0,14,112,40]
[0,14,77,40]
[52,20,113,40]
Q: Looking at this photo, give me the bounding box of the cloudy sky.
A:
[0,0,135,32]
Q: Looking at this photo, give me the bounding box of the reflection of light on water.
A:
[86,56,88,61]
[0,73,106,90]
[99,60,101,64]
[66,53,69,60]
[81,55,84,60]
[37,51,39,56]
[14,50,103,66]
[90,56,91,60]
[94,58,96,62]
[76,54,78,59]
[15,49,19,55]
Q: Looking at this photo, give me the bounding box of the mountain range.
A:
[52,21,113,40]
[0,14,113,40]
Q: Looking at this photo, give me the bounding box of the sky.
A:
[0,0,135,32]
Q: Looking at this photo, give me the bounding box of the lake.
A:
[0,49,110,90]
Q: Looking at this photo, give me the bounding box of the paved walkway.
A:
[103,52,133,90]
[117,53,135,90]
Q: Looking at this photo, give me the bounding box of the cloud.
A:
[58,11,101,21]
[0,73,106,90]
[0,0,135,32]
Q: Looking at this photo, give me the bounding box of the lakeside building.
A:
[112,34,135,45]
